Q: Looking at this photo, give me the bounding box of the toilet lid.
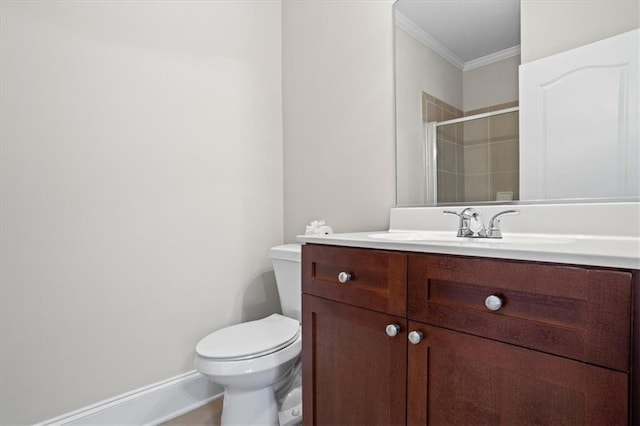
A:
[196,314,300,360]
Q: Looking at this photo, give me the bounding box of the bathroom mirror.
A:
[394,0,640,206]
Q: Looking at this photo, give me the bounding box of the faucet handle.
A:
[443,208,485,237]
[443,208,479,218]
[443,210,462,217]
[443,210,468,237]
[487,209,519,238]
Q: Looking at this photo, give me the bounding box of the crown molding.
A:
[463,45,521,71]
[394,11,465,71]
[395,11,521,72]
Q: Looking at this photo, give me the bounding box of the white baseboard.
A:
[35,371,224,426]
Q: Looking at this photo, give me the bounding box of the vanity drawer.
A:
[302,244,407,316]
[408,254,633,372]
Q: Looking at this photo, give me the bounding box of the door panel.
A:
[302,295,407,426]
[408,323,628,425]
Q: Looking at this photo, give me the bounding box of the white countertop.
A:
[297,231,640,269]
[297,202,640,270]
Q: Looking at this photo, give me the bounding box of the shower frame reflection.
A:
[427,107,520,204]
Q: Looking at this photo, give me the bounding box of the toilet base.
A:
[278,400,302,426]
[222,386,278,426]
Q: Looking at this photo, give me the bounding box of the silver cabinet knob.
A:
[485,295,503,311]
[385,324,401,337]
[337,272,351,283]
[408,330,423,345]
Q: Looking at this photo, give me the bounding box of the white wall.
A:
[521,0,640,63]
[395,27,463,205]
[282,0,397,241]
[0,2,283,424]
[463,56,520,112]
[395,28,463,111]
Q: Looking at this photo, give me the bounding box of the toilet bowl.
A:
[195,244,302,426]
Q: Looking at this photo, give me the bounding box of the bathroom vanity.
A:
[298,203,640,425]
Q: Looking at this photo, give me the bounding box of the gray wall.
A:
[521,0,640,63]
[0,2,283,424]
[395,27,462,206]
[282,0,397,241]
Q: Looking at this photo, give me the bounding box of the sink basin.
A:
[368,231,456,242]
[368,232,573,245]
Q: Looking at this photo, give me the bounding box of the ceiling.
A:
[395,0,521,63]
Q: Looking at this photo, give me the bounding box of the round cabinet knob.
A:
[485,295,503,311]
[385,324,401,337]
[408,330,423,345]
[337,272,351,283]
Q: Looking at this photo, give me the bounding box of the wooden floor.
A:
[161,399,223,426]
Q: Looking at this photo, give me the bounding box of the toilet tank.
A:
[269,244,301,321]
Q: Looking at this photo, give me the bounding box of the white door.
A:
[519,29,639,200]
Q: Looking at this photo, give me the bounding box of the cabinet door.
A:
[407,323,628,426]
[302,295,407,426]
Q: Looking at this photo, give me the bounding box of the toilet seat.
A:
[196,314,300,361]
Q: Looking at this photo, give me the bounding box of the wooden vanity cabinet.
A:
[301,243,636,425]
[301,244,408,425]
[407,253,632,425]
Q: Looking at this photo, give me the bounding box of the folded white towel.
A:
[305,220,333,235]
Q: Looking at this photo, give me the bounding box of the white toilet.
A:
[195,244,302,426]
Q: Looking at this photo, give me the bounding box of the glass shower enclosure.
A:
[426,107,519,204]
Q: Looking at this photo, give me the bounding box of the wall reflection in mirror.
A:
[394,0,640,206]
[395,0,521,205]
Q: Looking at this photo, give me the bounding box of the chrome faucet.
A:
[443,208,486,237]
[443,208,519,239]
[486,209,519,238]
